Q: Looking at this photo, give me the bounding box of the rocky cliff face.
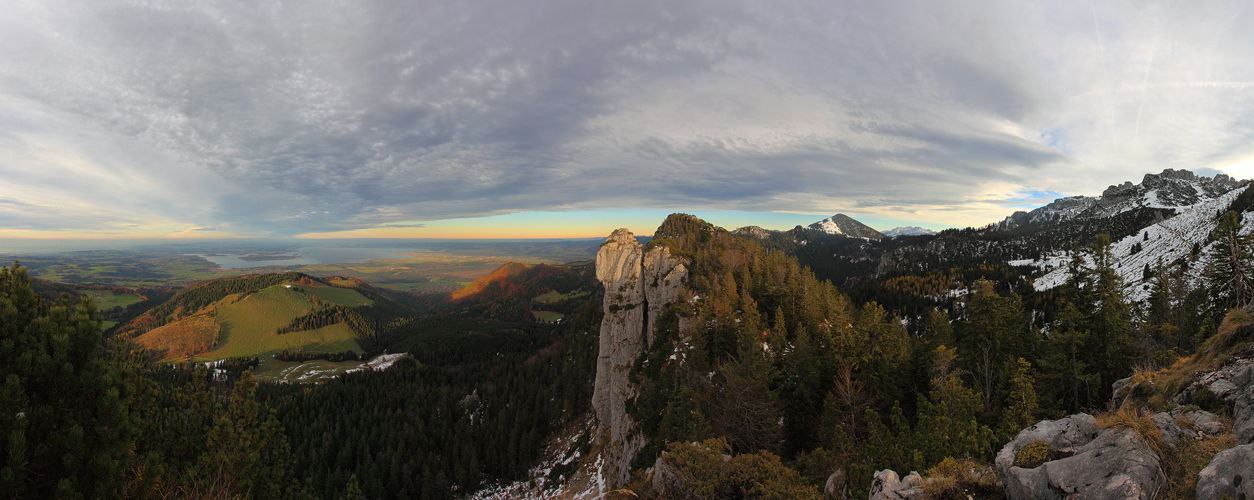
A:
[593,228,688,488]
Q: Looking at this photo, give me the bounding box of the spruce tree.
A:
[1205,210,1254,314]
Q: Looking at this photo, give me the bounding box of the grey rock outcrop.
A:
[824,469,847,499]
[1151,408,1226,450]
[997,414,1166,500]
[868,470,924,500]
[641,245,687,345]
[995,414,1100,477]
[1179,409,1226,436]
[649,455,691,499]
[1196,443,1254,500]
[593,229,688,488]
[1171,358,1254,445]
[732,225,773,239]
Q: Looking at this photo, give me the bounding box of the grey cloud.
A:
[1,0,1253,234]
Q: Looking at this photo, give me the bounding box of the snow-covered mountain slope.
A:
[808,214,886,239]
[883,226,937,237]
[999,169,1243,230]
[1021,187,1246,302]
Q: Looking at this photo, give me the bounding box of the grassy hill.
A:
[122,274,380,361]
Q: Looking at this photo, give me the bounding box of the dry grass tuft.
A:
[1158,430,1235,500]
[1097,405,1166,456]
[922,457,1003,500]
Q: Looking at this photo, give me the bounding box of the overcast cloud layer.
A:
[2,0,1254,237]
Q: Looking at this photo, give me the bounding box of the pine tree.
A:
[200,370,291,499]
[998,358,1039,440]
[958,279,1026,413]
[0,262,139,498]
[1042,300,1095,412]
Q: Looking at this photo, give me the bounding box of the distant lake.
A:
[190,247,423,270]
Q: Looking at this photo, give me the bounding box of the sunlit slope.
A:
[133,311,219,359]
[451,262,530,300]
[125,277,372,361]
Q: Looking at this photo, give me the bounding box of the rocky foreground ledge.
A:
[868,357,1254,500]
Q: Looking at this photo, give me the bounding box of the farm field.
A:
[82,290,144,308]
[374,279,469,291]
[251,358,365,382]
[13,240,599,293]
[532,290,590,304]
[20,251,221,287]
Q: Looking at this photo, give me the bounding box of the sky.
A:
[2,0,1254,240]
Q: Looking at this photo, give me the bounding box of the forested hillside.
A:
[0,257,604,498]
[587,208,1254,498]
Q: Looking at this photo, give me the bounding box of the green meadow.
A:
[82,290,144,308]
[188,285,362,361]
[305,285,373,306]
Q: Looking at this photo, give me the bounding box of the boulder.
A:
[868,470,924,500]
[995,414,1100,478]
[997,418,1166,500]
[1150,412,1183,449]
[1196,444,1254,500]
[824,469,847,499]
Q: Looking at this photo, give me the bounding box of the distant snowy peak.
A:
[808,214,886,240]
[998,168,1247,230]
[883,226,937,237]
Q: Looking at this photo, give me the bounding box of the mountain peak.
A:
[808,214,886,239]
[733,226,773,239]
[883,226,937,237]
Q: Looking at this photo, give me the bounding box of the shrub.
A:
[1097,405,1165,456]
[1192,386,1226,413]
[1013,440,1050,468]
